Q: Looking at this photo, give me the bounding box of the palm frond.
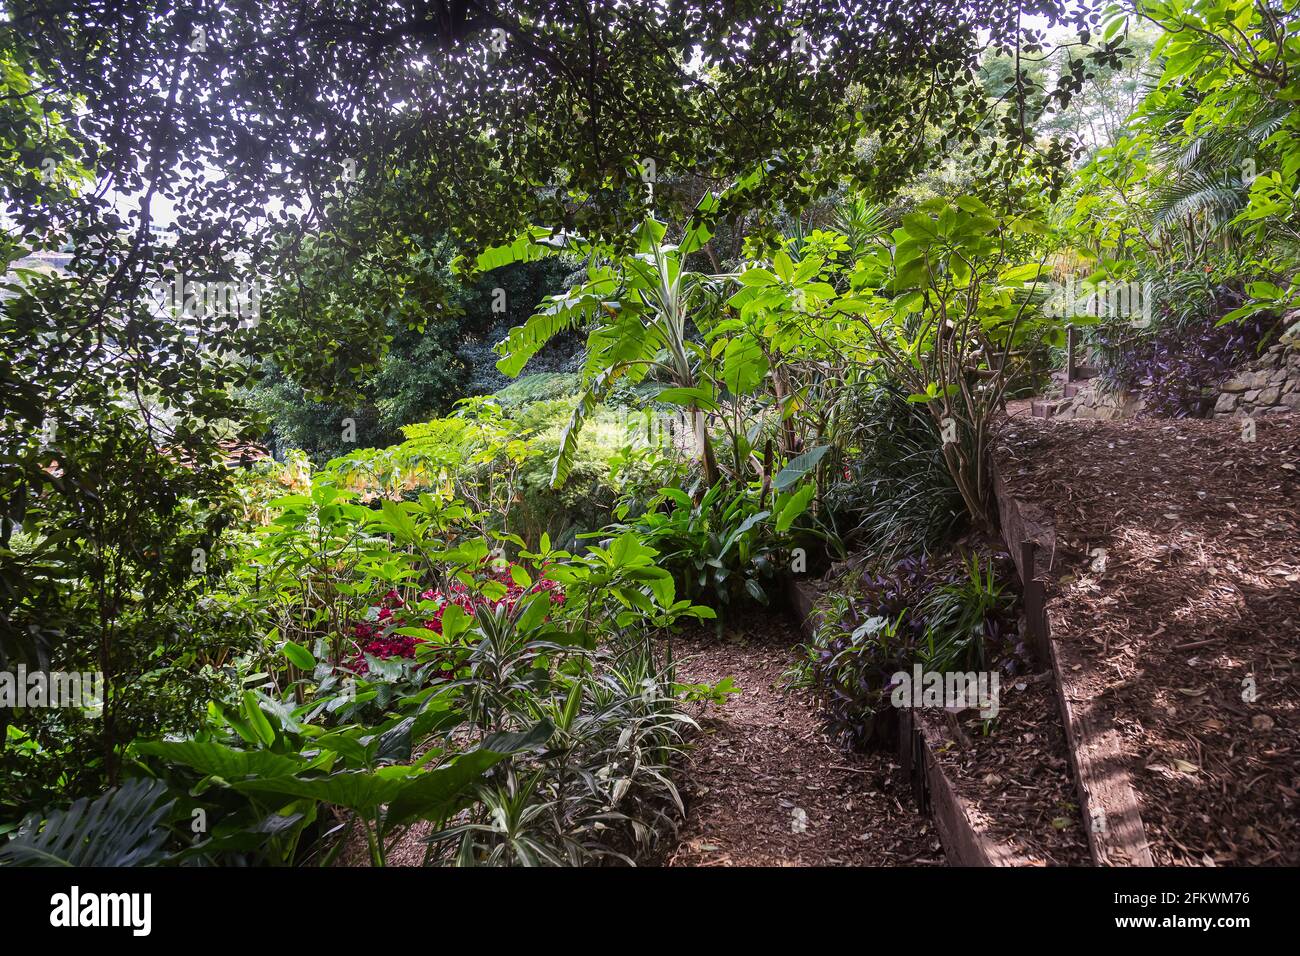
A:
[1149,169,1246,238]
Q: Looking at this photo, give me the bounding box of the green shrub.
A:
[11,478,717,867]
[790,553,1018,750]
[599,478,813,611]
[821,382,965,560]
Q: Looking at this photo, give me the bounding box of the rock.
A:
[1244,389,1260,403]
[1214,392,1239,414]
[1258,386,1281,405]
[1282,391,1300,411]
[1222,378,1248,393]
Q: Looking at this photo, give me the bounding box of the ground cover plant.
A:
[789,550,1021,748]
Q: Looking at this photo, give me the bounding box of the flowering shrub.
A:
[349,563,565,673]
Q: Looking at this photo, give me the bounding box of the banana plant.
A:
[464,194,730,488]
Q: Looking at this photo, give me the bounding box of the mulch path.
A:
[664,614,942,866]
[995,414,1300,865]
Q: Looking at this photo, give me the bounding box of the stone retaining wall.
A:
[1054,382,1143,421]
[1212,340,1300,418]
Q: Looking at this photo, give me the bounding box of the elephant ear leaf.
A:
[0,778,174,867]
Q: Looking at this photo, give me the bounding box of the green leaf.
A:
[283,641,316,670]
[773,250,794,282]
[243,691,277,747]
[773,445,830,491]
[721,337,769,395]
[776,483,816,532]
[384,721,553,827]
[438,603,472,642]
[468,227,568,273]
[719,510,770,558]
[655,386,719,410]
[135,740,309,780]
[231,768,414,813]
[739,267,777,287]
[0,779,173,867]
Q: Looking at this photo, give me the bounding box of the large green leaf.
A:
[776,483,816,532]
[135,739,311,779]
[231,767,416,812]
[721,336,769,395]
[773,445,830,491]
[679,190,719,255]
[496,288,607,377]
[655,385,719,410]
[468,227,569,272]
[0,779,173,867]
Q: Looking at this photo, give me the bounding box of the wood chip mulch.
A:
[916,669,1093,866]
[664,614,942,867]
[995,414,1300,866]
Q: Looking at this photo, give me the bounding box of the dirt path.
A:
[665,614,942,866]
[996,415,1300,865]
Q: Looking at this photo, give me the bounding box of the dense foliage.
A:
[3,0,1299,867]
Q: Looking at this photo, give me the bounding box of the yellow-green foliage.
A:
[278,395,672,548]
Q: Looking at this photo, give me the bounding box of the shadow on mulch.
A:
[996,414,1300,865]
[664,613,942,867]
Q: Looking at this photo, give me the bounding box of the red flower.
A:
[344,560,565,674]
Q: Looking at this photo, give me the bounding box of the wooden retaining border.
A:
[785,577,1033,866]
[896,709,1034,866]
[992,459,1155,867]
